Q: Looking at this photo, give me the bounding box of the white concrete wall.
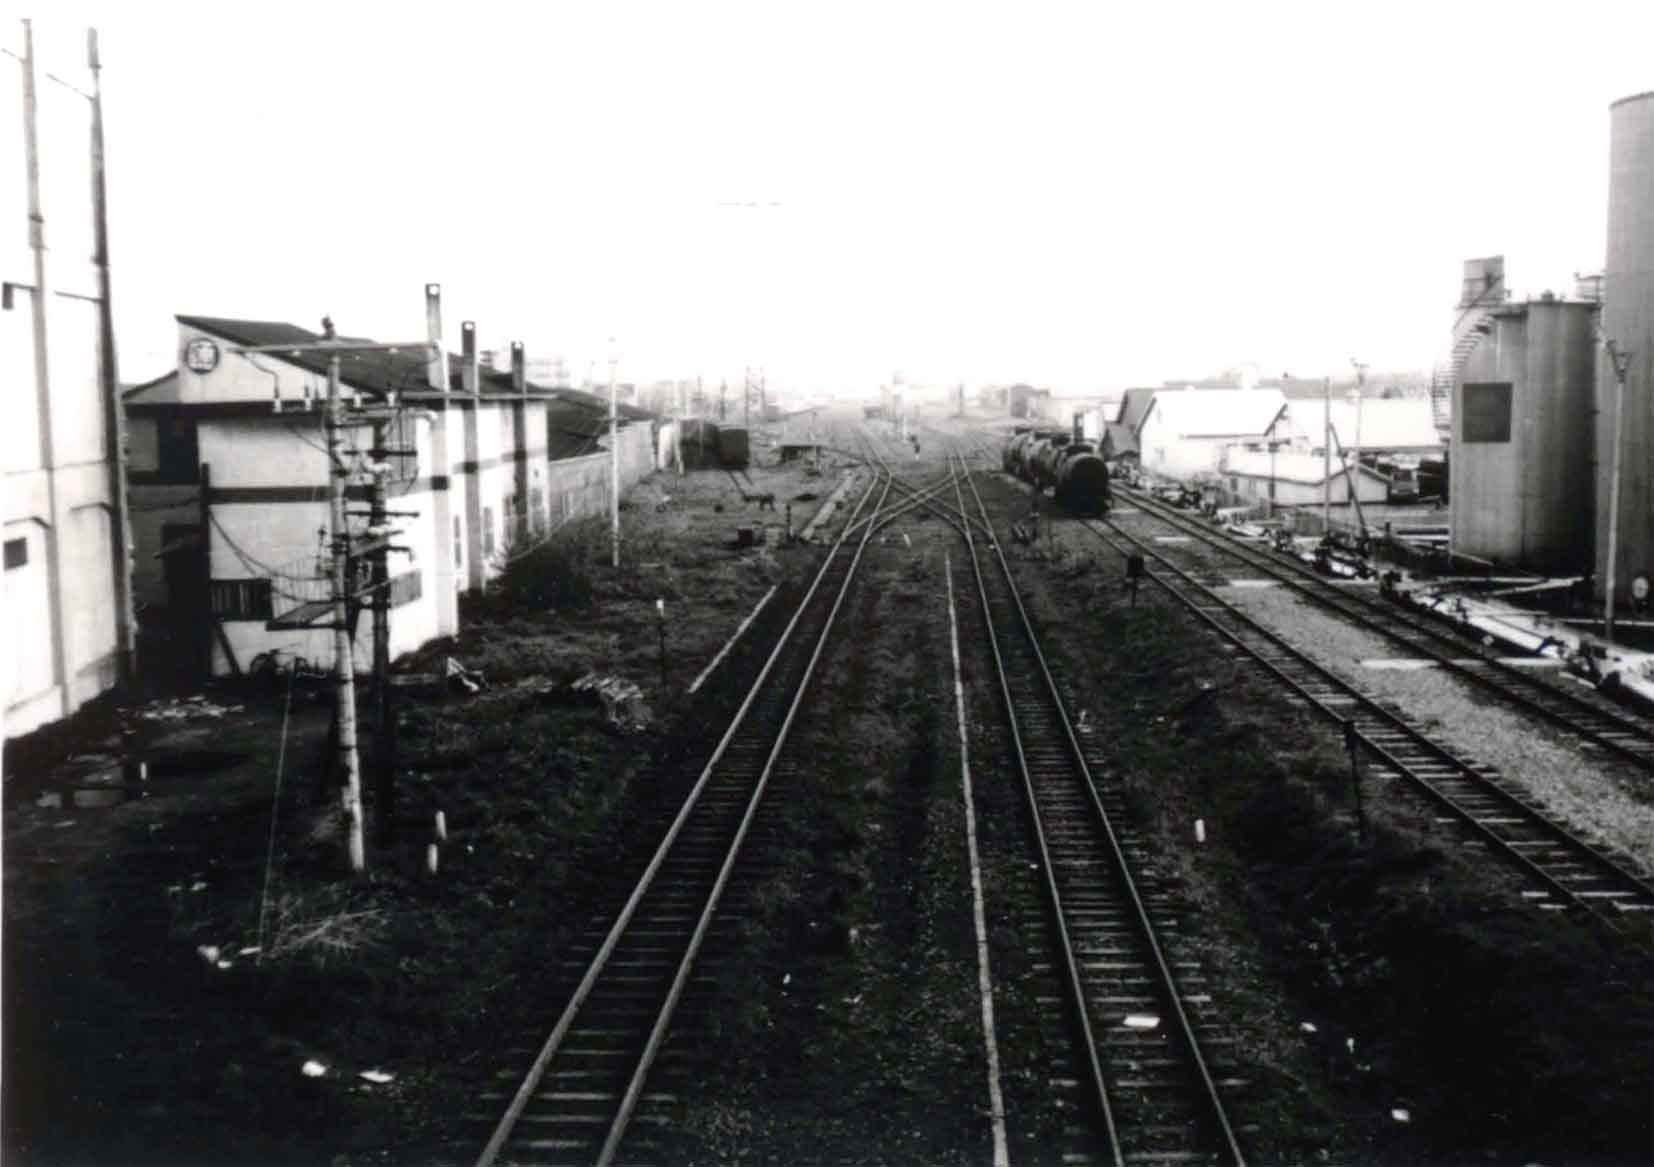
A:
[193,418,442,677]
[3,29,128,737]
[119,384,654,682]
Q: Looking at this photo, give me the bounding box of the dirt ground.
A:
[5,411,1652,1166]
[2,430,857,1166]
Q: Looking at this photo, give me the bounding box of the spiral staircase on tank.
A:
[1429,272,1508,436]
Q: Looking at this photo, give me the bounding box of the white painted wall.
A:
[1137,408,1232,478]
[2,100,127,738]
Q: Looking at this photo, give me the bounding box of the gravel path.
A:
[1220,584,1654,874]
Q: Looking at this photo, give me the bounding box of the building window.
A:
[453,516,462,568]
[482,506,496,558]
[388,570,423,608]
[156,417,200,482]
[3,537,26,570]
[209,578,273,621]
[1462,382,1513,443]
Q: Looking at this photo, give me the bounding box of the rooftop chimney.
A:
[462,321,479,395]
[425,283,445,392]
[511,342,526,395]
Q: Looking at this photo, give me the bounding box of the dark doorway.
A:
[152,523,210,683]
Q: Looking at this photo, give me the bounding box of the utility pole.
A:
[87,27,136,686]
[744,365,752,431]
[231,328,435,874]
[369,423,395,847]
[719,378,727,421]
[1322,376,1332,531]
[324,350,366,873]
[609,340,620,569]
[1347,360,1370,536]
[1603,338,1632,642]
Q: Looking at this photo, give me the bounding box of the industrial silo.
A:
[1596,92,1654,605]
[1452,299,1599,572]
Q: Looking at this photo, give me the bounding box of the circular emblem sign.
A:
[184,337,220,374]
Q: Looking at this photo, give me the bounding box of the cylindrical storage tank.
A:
[1522,302,1599,571]
[1596,92,1654,601]
[1451,300,1598,571]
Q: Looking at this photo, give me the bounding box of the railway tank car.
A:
[1053,442,1110,514]
[1001,431,1110,513]
[1030,433,1074,489]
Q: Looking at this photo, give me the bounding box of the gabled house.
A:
[1135,387,1288,478]
[124,312,655,681]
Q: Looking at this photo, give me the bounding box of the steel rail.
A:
[956,457,1248,1167]
[1119,485,1654,772]
[475,475,884,1167]
[1081,514,1654,931]
[852,429,986,537]
[590,472,898,1165]
[841,470,969,540]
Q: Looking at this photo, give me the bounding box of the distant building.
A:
[1220,449,1389,509]
[124,312,655,681]
[1286,398,1444,458]
[1007,383,1049,419]
[1135,388,1288,478]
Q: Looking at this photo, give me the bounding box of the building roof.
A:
[1299,398,1443,452]
[1115,387,1157,431]
[552,384,654,421]
[1103,420,1139,457]
[1141,387,1287,439]
[165,315,657,421]
[122,369,178,401]
[1222,448,1388,486]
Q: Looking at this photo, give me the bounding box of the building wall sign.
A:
[183,337,220,374]
[1462,382,1513,443]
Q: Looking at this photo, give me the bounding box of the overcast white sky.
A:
[10,1,1654,395]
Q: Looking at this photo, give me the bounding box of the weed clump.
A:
[489,517,607,612]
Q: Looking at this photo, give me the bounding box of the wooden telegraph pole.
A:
[322,350,366,872]
[609,341,620,569]
[369,422,395,847]
[231,327,432,874]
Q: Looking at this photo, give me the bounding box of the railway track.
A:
[955,459,1248,1166]
[474,473,896,1167]
[1077,511,1654,935]
[1116,486,1654,773]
